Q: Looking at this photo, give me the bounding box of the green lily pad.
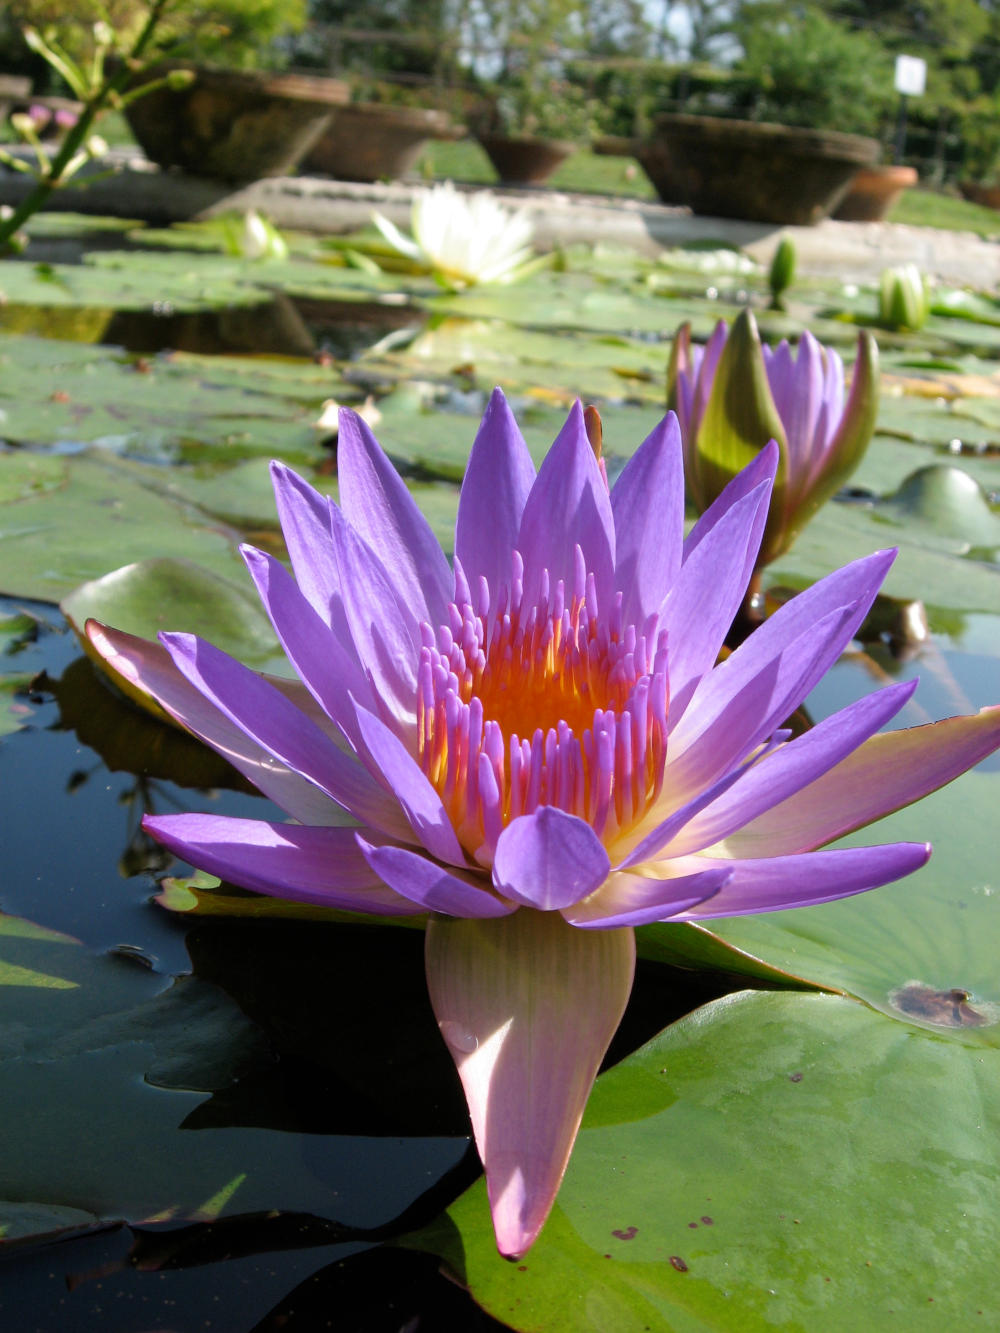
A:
[0,912,80,991]
[0,452,246,602]
[851,430,1000,496]
[427,269,731,340]
[61,556,286,676]
[0,1200,104,1245]
[0,253,266,313]
[410,989,1000,1331]
[0,333,325,460]
[0,451,68,503]
[696,767,1000,1047]
[768,490,1000,616]
[885,464,1000,549]
[362,318,665,407]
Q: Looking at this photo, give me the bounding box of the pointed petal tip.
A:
[268,457,298,485]
[491,1169,551,1259]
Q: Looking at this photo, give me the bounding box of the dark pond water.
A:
[0,600,744,1331]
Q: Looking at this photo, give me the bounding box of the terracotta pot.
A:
[958,181,1000,211]
[302,102,460,182]
[648,114,880,225]
[477,134,576,186]
[124,65,349,181]
[833,165,918,222]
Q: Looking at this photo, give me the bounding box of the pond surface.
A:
[1,211,999,1331]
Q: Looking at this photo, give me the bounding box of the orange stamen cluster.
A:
[417,547,669,864]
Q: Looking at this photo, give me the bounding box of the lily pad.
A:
[362,318,666,407]
[0,912,80,991]
[768,489,1000,616]
[884,464,1000,549]
[696,767,1000,1046]
[0,333,325,460]
[0,452,246,602]
[0,1201,104,1245]
[410,989,1000,1331]
[62,555,287,680]
[0,254,266,313]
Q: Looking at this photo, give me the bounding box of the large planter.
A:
[593,134,684,203]
[477,134,576,186]
[833,164,918,222]
[302,103,459,182]
[649,114,881,225]
[124,66,349,181]
[958,181,1000,211]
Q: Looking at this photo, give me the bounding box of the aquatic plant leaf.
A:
[410,990,1000,1331]
[0,333,324,460]
[62,556,287,676]
[698,767,1000,1046]
[363,319,665,407]
[0,912,79,991]
[767,493,1000,616]
[154,870,420,926]
[0,253,265,313]
[0,453,245,602]
[0,1201,104,1246]
[0,451,68,503]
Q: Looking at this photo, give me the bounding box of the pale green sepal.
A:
[693,307,789,514]
[425,910,635,1258]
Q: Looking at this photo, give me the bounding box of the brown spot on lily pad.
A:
[612,1226,637,1241]
[889,981,998,1028]
[669,1256,689,1272]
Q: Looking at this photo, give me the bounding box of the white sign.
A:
[895,55,927,97]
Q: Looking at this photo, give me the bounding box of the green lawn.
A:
[414,138,658,200]
[418,140,1000,236]
[887,184,1000,237]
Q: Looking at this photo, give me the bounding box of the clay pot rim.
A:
[478,132,578,152]
[138,62,350,106]
[652,112,880,162]
[850,164,918,185]
[334,102,455,130]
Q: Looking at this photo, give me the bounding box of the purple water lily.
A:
[88,389,1000,1258]
[670,309,879,565]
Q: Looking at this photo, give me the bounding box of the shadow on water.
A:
[0,280,425,361]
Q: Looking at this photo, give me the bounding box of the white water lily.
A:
[373,181,537,288]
